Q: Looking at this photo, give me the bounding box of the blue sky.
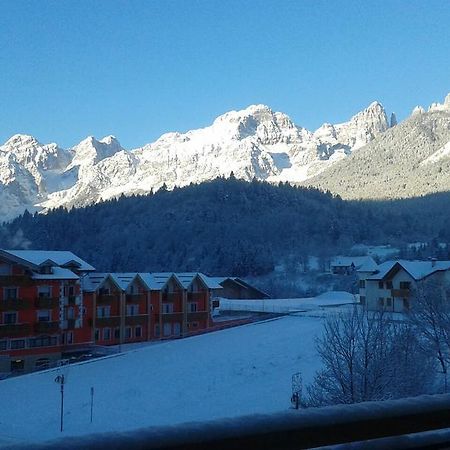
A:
[0,0,449,149]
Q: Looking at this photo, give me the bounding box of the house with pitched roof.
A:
[359,259,450,312]
[331,256,378,275]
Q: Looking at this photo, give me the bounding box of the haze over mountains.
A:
[0,93,449,221]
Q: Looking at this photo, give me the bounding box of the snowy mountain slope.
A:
[0,314,323,445]
[0,101,390,219]
[307,94,450,200]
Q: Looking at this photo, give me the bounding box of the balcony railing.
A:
[0,275,33,287]
[126,293,144,302]
[187,292,206,302]
[97,294,120,305]
[34,321,59,333]
[392,289,410,298]
[0,298,31,311]
[96,316,121,327]
[161,312,184,322]
[187,311,209,321]
[66,295,79,306]
[35,297,59,309]
[125,315,148,326]
[0,323,32,337]
[162,292,182,302]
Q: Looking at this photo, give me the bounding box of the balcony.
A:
[97,294,120,305]
[0,275,33,287]
[187,311,209,321]
[34,321,59,333]
[0,323,32,337]
[0,298,31,311]
[35,297,59,309]
[96,316,121,327]
[161,292,182,302]
[187,292,206,302]
[161,312,184,322]
[126,293,144,302]
[125,315,148,326]
[392,289,410,298]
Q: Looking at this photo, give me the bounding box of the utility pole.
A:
[90,387,94,423]
[55,374,65,432]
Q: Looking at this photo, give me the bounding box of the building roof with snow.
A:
[331,256,377,271]
[0,249,95,272]
[82,272,223,292]
[367,259,450,281]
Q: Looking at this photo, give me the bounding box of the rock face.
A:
[0,100,391,220]
[307,94,450,200]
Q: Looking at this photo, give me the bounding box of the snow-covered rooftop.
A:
[83,272,223,292]
[368,260,450,281]
[31,267,80,280]
[0,249,95,271]
[331,256,377,270]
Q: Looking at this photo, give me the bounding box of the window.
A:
[94,329,100,341]
[360,296,366,305]
[99,287,110,296]
[37,286,52,298]
[0,263,11,275]
[125,327,132,339]
[162,303,173,314]
[114,327,120,339]
[163,323,172,336]
[103,328,111,341]
[173,322,181,336]
[0,340,7,350]
[154,324,160,337]
[40,265,52,274]
[63,285,75,296]
[97,306,111,318]
[29,336,58,348]
[386,298,392,307]
[67,331,73,344]
[135,326,142,338]
[10,339,25,349]
[400,281,411,290]
[403,298,410,310]
[378,282,384,289]
[126,304,139,316]
[386,281,393,289]
[10,359,24,372]
[3,312,17,324]
[4,287,18,300]
[37,310,51,322]
[66,307,75,320]
[359,280,366,288]
[378,298,384,307]
[188,302,198,312]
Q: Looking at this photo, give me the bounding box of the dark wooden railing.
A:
[35,297,59,309]
[125,315,148,326]
[96,316,121,327]
[0,298,31,311]
[34,321,59,333]
[0,323,32,337]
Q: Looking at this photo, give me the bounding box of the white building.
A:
[330,256,377,275]
[359,259,450,312]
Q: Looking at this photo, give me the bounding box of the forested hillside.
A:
[1,177,450,279]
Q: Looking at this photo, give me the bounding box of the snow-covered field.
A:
[0,314,326,447]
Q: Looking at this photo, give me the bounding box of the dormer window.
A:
[40,265,53,275]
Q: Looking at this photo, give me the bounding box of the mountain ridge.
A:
[1,93,449,221]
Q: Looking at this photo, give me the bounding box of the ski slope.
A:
[0,314,325,447]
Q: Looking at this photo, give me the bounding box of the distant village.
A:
[0,248,449,375]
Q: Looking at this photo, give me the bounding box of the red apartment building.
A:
[0,250,95,373]
[0,248,222,374]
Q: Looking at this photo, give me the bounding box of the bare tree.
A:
[409,278,450,392]
[305,306,434,407]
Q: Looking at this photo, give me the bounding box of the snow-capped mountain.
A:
[308,93,450,199]
[0,96,419,221]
